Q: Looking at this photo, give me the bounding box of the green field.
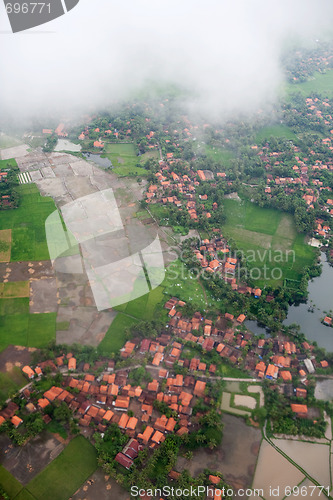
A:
[255,124,297,143]
[222,199,315,287]
[163,259,221,311]
[139,149,160,164]
[0,298,56,351]
[199,144,234,169]
[0,367,27,404]
[24,436,97,500]
[0,466,23,498]
[0,158,19,169]
[104,143,148,177]
[0,135,23,150]
[285,69,333,98]
[115,285,166,320]
[97,313,139,356]
[0,183,58,261]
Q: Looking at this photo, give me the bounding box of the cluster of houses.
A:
[192,237,266,299]
[145,156,229,225]
[165,296,329,389]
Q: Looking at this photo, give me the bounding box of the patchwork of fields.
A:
[0,183,57,262]
[222,198,315,288]
[0,436,97,500]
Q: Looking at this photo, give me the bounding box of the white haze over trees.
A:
[1,0,333,122]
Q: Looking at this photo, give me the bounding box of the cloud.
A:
[1,0,333,122]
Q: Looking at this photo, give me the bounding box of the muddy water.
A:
[252,440,304,499]
[272,439,330,486]
[315,379,333,401]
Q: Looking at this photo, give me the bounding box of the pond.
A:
[314,379,333,401]
[245,319,271,337]
[83,153,112,168]
[284,253,333,352]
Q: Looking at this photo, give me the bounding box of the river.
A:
[284,253,333,352]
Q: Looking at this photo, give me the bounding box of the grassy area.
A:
[25,436,97,500]
[0,367,27,406]
[46,420,67,439]
[163,259,221,311]
[285,69,333,98]
[114,285,166,321]
[104,143,148,177]
[221,198,315,287]
[198,144,234,169]
[0,303,56,351]
[0,135,23,150]
[0,183,58,262]
[0,229,11,262]
[220,364,250,379]
[0,465,23,498]
[56,321,70,331]
[255,124,297,142]
[139,149,159,164]
[0,158,19,169]
[0,281,30,298]
[97,313,139,356]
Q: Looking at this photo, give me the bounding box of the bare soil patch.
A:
[72,469,130,500]
[0,345,35,373]
[0,431,65,485]
[29,278,58,314]
[176,413,261,493]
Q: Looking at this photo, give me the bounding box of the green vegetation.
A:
[0,466,23,499]
[0,281,30,298]
[56,321,70,331]
[285,69,333,98]
[139,149,159,164]
[0,135,23,149]
[46,420,68,439]
[222,198,315,287]
[0,367,27,404]
[202,144,234,168]
[0,158,18,169]
[104,143,148,177]
[25,436,97,500]
[255,124,297,142]
[97,313,138,355]
[0,301,56,351]
[114,285,166,321]
[0,184,58,261]
[163,259,220,310]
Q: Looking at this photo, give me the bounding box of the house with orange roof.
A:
[37,398,50,410]
[291,404,308,418]
[265,364,278,379]
[22,366,35,379]
[68,357,76,371]
[11,416,23,428]
[151,430,165,445]
[137,425,154,444]
[152,352,163,366]
[236,314,246,323]
[118,413,129,429]
[280,371,292,382]
[194,380,206,397]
